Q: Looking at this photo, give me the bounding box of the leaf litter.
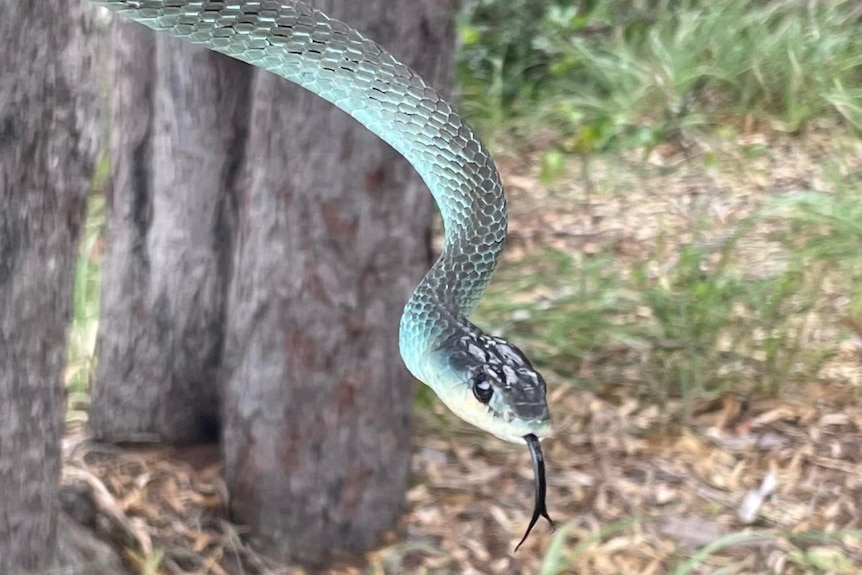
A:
[63,131,862,574]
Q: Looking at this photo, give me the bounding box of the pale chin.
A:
[431,382,553,444]
[488,420,553,444]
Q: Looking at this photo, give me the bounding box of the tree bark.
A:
[220,0,454,564]
[0,1,121,573]
[90,24,253,443]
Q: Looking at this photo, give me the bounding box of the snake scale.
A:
[88,0,554,548]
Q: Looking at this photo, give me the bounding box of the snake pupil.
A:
[472,374,493,404]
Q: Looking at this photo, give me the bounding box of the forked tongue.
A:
[515,433,555,552]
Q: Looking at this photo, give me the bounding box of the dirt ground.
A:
[62,132,862,574]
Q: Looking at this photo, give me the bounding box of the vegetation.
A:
[459,0,862,148]
[65,156,107,429]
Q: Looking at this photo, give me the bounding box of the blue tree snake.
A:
[88,0,554,549]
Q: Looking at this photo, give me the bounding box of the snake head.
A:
[431,322,552,444]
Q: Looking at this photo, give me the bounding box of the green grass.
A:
[633,228,831,409]
[476,249,636,379]
[459,0,862,148]
[770,185,862,316]
[66,157,108,414]
[538,517,637,575]
[537,517,861,575]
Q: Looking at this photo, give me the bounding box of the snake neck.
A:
[399,150,508,383]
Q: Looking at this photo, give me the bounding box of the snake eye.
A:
[472,373,494,404]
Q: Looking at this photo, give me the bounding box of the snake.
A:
[89,0,554,549]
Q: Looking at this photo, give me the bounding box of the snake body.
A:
[90,0,553,545]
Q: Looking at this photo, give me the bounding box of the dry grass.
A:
[61,131,862,574]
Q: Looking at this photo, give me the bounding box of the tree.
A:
[90,0,456,564]
[0,1,122,572]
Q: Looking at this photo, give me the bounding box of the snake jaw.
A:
[515,433,555,552]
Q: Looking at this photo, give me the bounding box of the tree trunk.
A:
[220,0,454,564]
[0,1,121,572]
[90,24,253,443]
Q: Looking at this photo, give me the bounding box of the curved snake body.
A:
[89,0,553,547]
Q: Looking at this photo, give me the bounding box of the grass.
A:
[459,0,862,150]
[770,185,862,315]
[538,517,637,575]
[477,249,635,379]
[65,156,108,426]
[538,520,862,575]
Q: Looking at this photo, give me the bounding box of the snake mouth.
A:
[515,433,555,551]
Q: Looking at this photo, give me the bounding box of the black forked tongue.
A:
[515,433,555,552]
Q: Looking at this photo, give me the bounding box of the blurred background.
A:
[63,0,861,573]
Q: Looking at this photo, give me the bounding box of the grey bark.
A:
[90,24,252,443]
[0,1,122,573]
[220,0,454,563]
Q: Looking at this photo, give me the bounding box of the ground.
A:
[63,131,862,574]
